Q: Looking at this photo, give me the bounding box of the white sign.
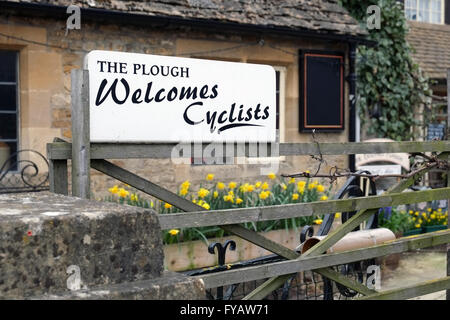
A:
[358,165,401,176]
[84,50,276,143]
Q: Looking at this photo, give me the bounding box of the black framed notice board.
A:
[299,50,345,132]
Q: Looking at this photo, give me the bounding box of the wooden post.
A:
[71,69,90,199]
[447,68,450,300]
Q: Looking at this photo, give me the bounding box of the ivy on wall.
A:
[340,0,432,141]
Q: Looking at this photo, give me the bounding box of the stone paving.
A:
[380,250,447,300]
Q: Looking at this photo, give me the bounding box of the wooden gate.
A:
[46,69,450,300]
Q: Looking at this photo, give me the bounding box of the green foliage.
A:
[378,207,411,233]
[340,0,432,141]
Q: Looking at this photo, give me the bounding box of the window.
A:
[405,0,444,24]
[246,66,286,164]
[0,51,19,171]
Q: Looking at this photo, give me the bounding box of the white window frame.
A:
[245,66,286,164]
[405,0,445,24]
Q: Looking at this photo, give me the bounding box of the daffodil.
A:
[164,202,172,209]
[217,182,225,190]
[118,188,129,198]
[198,188,210,198]
[288,177,296,184]
[280,183,287,190]
[415,224,421,229]
[297,181,306,190]
[308,183,316,190]
[255,181,262,188]
[108,185,119,194]
[213,191,218,198]
[206,174,214,181]
[130,194,138,202]
[268,172,276,180]
[292,193,299,200]
[316,184,325,193]
[313,219,323,225]
[181,180,190,190]
[223,194,234,203]
[236,198,243,204]
[320,195,328,201]
[228,181,237,189]
[259,191,270,200]
[202,202,210,210]
[261,182,269,190]
[169,229,179,236]
[180,188,189,196]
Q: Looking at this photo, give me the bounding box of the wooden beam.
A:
[70,69,90,199]
[47,140,450,160]
[358,276,450,300]
[48,159,68,196]
[196,230,450,289]
[158,187,450,229]
[243,162,438,300]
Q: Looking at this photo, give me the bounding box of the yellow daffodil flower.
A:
[259,191,270,200]
[292,193,299,200]
[198,188,210,198]
[316,184,325,193]
[108,185,119,194]
[228,181,237,189]
[255,181,262,188]
[169,229,179,236]
[164,202,172,209]
[202,202,210,210]
[118,188,129,198]
[181,180,190,190]
[261,182,269,190]
[320,195,328,201]
[268,172,276,180]
[206,174,214,181]
[288,177,296,184]
[213,191,218,198]
[313,219,323,225]
[180,188,189,196]
[217,182,225,190]
[280,183,287,190]
[236,198,243,204]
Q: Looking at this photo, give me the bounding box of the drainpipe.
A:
[348,42,357,172]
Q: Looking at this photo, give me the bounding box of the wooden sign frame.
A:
[299,50,345,132]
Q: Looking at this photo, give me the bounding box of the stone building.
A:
[0,0,370,197]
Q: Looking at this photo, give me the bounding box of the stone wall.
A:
[0,11,351,198]
[0,192,204,299]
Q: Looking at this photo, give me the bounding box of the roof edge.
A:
[0,1,376,47]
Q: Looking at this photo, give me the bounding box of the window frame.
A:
[245,66,286,164]
[0,50,20,172]
[405,0,445,24]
